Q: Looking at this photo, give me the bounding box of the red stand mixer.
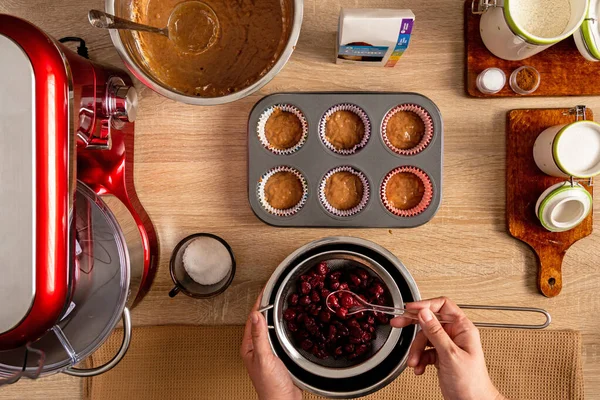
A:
[0,14,158,382]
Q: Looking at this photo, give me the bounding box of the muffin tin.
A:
[248,93,443,228]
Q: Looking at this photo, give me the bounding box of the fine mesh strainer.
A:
[260,251,403,379]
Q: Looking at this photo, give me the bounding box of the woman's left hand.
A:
[240,293,302,400]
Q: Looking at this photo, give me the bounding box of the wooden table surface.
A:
[1,0,600,399]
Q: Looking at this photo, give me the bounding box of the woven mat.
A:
[85,326,583,400]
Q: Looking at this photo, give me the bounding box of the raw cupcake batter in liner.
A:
[130,0,292,97]
[325,110,365,150]
[324,171,364,211]
[385,172,425,210]
[264,109,304,150]
[386,111,425,150]
[263,171,304,210]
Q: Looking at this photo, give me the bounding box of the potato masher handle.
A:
[458,304,551,329]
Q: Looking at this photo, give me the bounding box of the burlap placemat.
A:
[85,327,583,400]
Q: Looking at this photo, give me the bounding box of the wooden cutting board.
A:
[465,1,600,97]
[506,108,594,297]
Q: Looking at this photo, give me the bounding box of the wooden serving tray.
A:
[465,1,600,97]
[507,108,594,298]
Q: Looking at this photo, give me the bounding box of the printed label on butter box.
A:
[385,19,414,67]
[338,45,389,62]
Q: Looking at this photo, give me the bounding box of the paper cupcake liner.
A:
[381,166,433,217]
[257,104,308,155]
[319,104,371,155]
[381,104,434,156]
[319,166,370,217]
[257,166,308,217]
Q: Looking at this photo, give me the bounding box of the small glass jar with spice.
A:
[510,66,541,95]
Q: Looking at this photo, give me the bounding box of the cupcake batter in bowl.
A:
[324,171,364,211]
[265,109,304,150]
[386,111,425,150]
[386,173,425,210]
[264,172,304,210]
[130,0,292,97]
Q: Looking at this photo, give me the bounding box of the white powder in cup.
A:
[182,236,232,285]
[511,0,571,39]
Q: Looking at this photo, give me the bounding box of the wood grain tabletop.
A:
[1,0,599,399]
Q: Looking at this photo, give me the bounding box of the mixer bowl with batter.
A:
[106,0,302,105]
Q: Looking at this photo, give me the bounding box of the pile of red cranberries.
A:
[283,262,390,361]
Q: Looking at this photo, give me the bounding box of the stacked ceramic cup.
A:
[533,120,600,232]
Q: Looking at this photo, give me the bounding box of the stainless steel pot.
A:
[105,0,303,105]
[261,237,552,399]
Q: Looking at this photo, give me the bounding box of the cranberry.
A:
[375,313,389,324]
[336,307,348,319]
[356,344,368,356]
[340,293,355,308]
[347,319,360,329]
[334,346,343,356]
[327,295,340,309]
[301,339,313,351]
[367,315,375,325]
[329,281,340,291]
[339,283,349,291]
[354,311,365,320]
[330,271,342,281]
[316,262,329,276]
[310,305,321,316]
[327,325,337,340]
[321,289,331,299]
[287,321,298,332]
[289,293,299,306]
[369,284,385,299]
[299,296,311,306]
[310,291,321,303]
[368,326,375,333]
[300,275,310,282]
[300,282,312,295]
[361,323,370,331]
[350,327,362,338]
[319,310,331,323]
[358,270,369,281]
[343,344,355,354]
[283,309,297,321]
[311,346,320,356]
[376,296,387,306]
[350,274,361,287]
[361,332,372,342]
[348,353,359,360]
[338,325,349,336]
[299,330,310,338]
[349,336,362,344]
[296,312,306,323]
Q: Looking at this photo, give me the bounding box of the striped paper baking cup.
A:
[257,104,308,155]
[319,166,370,217]
[319,104,371,155]
[257,166,308,217]
[380,166,433,217]
[381,104,434,156]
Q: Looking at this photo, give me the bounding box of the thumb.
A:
[250,312,273,360]
[418,308,457,357]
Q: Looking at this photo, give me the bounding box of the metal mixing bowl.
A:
[105,0,303,105]
[261,237,420,399]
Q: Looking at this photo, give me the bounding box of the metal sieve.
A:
[260,250,403,379]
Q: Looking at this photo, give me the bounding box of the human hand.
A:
[241,293,302,400]
[390,297,505,400]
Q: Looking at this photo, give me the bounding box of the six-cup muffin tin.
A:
[247,93,444,228]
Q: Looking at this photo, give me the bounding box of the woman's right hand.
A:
[390,297,506,400]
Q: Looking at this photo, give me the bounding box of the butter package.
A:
[336,9,415,67]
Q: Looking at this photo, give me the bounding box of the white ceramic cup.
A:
[535,181,592,232]
[533,121,600,178]
[479,0,588,61]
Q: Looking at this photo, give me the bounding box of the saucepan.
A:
[259,237,551,399]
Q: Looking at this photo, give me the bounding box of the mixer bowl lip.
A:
[105,0,304,105]
[271,250,403,379]
[261,237,420,398]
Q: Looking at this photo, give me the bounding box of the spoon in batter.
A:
[88,1,220,54]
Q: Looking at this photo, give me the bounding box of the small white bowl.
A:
[535,182,592,233]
